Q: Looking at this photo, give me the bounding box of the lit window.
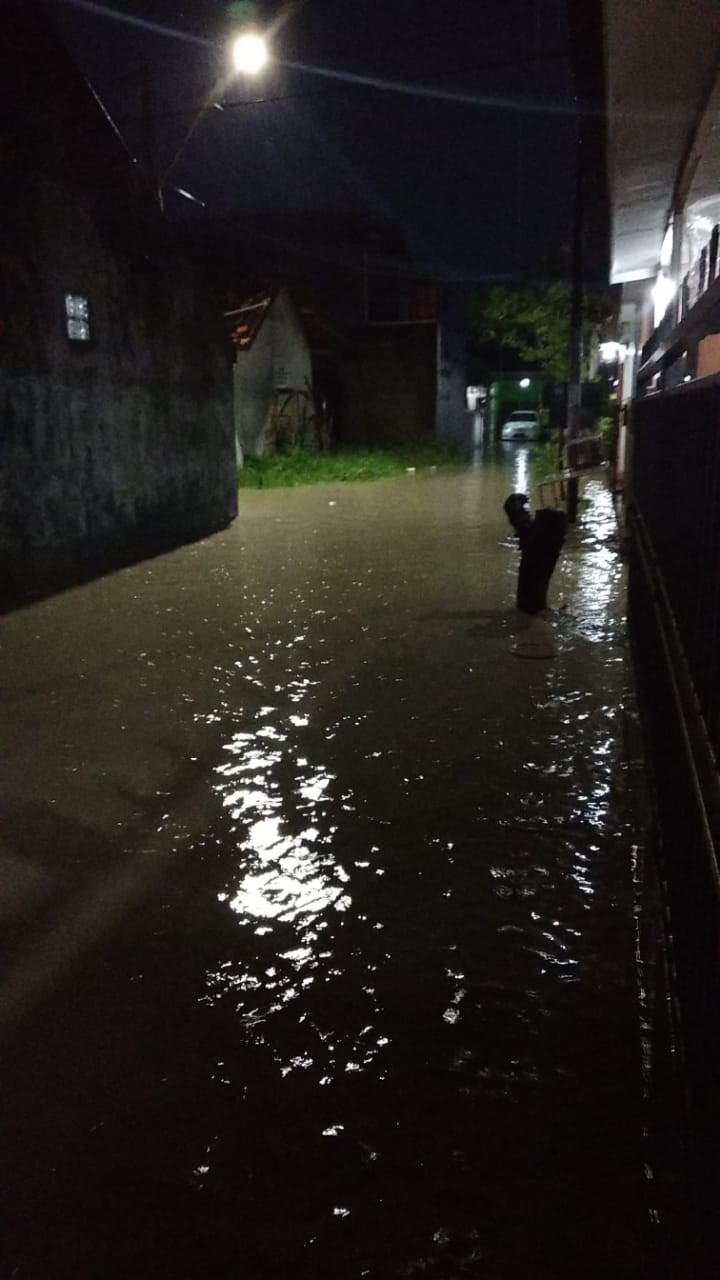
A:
[65,294,90,342]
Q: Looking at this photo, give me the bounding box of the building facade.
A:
[1,4,236,608]
[191,214,469,451]
[228,290,313,459]
[603,3,720,1263]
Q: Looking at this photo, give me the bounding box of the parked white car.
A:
[500,410,540,442]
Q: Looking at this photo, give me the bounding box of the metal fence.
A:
[629,375,720,1270]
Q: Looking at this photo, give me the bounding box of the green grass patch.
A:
[237,442,462,489]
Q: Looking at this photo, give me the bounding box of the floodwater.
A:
[1,447,683,1278]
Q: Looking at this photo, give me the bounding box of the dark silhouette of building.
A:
[0,2,236,608]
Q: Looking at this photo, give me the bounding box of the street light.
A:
[158,27,271,202]
[599,341,628,364]
[232,31,269,75]
[519,377,531,388]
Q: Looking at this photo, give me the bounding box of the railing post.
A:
[710,225,719,286]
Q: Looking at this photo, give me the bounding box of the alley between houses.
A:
[2,450,684,1279]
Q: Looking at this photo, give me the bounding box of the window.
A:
[65,294,91,342]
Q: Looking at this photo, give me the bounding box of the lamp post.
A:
[153,27,271,206]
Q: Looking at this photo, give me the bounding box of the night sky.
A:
[52,0,576,281]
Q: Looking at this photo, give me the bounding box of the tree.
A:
[469,280,614,383]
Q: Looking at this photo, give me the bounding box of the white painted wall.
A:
[234,290,312,459]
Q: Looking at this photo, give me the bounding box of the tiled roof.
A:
[225,292,275,350]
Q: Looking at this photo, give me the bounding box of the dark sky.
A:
[52,0,576,281]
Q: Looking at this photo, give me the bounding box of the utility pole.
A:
[565,107,583,525]
[140,68,163,209]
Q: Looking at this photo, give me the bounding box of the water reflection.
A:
[190,469,658,1273]
[213,722,351,928]
[565,480,623,642]
[202,692,398,1094]
[199,476,640,1108]
[512,444,531,495]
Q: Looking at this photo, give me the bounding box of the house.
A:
[189,213,470,450]
[604,0,720,397]
[227,290,314,459]
[336,276,469,449]
[0,2,236,609]
[601,0,720,1246]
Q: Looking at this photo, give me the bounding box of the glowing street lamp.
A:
[599,341,628,364]
[232,31,269,75]
[519,377,531,388]
[158,26,270,202]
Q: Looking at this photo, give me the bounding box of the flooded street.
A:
[2,450,679,1278]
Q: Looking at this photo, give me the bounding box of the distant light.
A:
[684,374,692,382]
[599,341,628,363]
[652,273,676,328]
[233,32,269,75]
[519,377,531,388]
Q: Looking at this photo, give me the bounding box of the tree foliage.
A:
[469,282,614,382]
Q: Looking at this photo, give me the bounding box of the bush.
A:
[538,408,552,439]
[530,436,562,484]
[594,415,617,461]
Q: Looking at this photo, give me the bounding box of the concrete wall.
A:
[336,321,468,447]
[336,326,437,445]
[0,5,236,609]
[234,318,274,461]
[436,324,471,449]
[234,291,312,458]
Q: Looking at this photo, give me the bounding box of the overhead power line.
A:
[114,44,569,125]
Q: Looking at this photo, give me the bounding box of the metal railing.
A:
[629,375,720,1272]
[534,434,608,507]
